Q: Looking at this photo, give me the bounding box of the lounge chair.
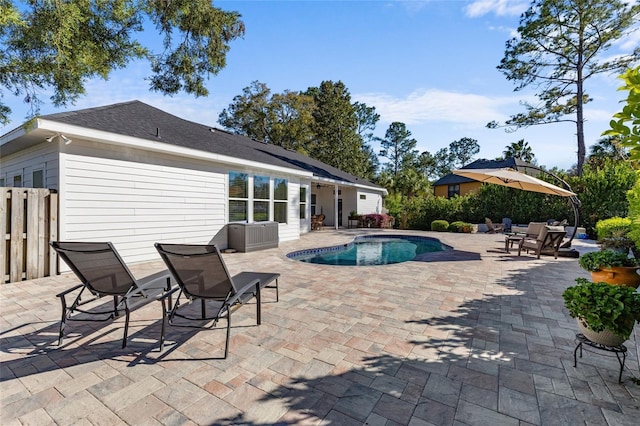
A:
[518,225,567,259]
[51,241,173,348]
[485,218,504,233]
[154,243,279,357]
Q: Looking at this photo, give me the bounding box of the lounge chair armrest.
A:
[137,271,174,290]
[229,278,261,305]
[56,283,84,298]
[158,285,181,302]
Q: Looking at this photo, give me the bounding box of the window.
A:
[0,178,4,187]
[360,194,366,200]
[311,194,317,215]
[32,170,44,188]
[253,175,270,222]
[13,175,22,187]
[447,184,460,198]
[229,172,248,222]
[273,178,288,223]
[299,187,307,219]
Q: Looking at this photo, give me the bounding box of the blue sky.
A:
[3,0,639,171]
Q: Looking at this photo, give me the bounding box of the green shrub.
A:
[627,174,640,254]
[431,220,449,232]
[595,217,632,240]
[578,250,638,272]
[562,278,640,339]
[449,221,473,233]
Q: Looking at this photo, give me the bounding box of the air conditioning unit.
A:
[228,222,279,252]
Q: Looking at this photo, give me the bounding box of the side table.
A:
[573,333,627,383]
[504,235,524,253]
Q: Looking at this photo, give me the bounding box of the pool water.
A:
[287,235,448,266]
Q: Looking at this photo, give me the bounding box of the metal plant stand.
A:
[574,333,627,383]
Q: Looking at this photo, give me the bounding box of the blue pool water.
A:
[287,235,449,266]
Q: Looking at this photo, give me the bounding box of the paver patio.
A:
[1,230,638,425]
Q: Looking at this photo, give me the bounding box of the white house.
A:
[0,101,387,264]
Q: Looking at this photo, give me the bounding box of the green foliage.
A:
[603,66,640,163]
[568,160,637,235]
[378,122,418,178]
[595,217,632,240]
[449,221,473,233]
[491,0,640,175]
[562,278,640,339]
[627,174,640,251]
[503,139,535,162]
[578,250,638,272]
[1,0,244,124]
[430,220,449,232]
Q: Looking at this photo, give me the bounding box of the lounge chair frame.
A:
[154,243,274,358]
[51,241,172,348]
[518,226,567,259]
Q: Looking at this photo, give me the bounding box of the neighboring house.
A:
[0,100,386,265]
[432,157,537,198]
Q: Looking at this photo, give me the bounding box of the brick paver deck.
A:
[1,230,638,425]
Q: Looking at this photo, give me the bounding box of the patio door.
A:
[338,199,343,226]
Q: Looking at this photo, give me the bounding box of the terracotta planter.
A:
[590,266,640,289]
[576,319,626,346]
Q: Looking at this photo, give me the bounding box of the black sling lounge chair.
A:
[154,243,277,358]
[51,241,173,348]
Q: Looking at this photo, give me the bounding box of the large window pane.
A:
[254,175,270,199]
[229,200,248,222]
[274,202,287,223]
[274,178,287,200]
[253,201,269,222]
[229,172,248,198]
[299,187,307,219]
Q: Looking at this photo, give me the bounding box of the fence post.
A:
[10,189,24,283]
[0,188,7,283]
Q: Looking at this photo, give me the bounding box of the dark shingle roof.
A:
[40,101,380,188]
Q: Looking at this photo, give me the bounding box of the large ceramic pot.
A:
[590,266,640,289]
[576,319,626,347]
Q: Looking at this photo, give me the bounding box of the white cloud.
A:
[465,0,528,18]
[355,88,515,127]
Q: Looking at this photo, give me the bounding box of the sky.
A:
[2,0,639,171]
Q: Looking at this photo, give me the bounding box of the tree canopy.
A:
[0,0,244,124]
[503,139,535,163]
[488,0,640,176]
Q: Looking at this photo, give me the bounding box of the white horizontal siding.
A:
[0,142,59,188]
[357,190,382,214]
[278,179,300,242]
[61,151,227,264]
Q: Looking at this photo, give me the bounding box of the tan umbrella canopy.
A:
[452,168,576,197]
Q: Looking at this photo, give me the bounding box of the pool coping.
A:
[285,233,453,264]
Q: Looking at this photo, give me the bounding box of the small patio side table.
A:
[504,234,524,253]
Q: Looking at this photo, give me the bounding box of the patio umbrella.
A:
[452,168,576,197]
[453,167,580,253]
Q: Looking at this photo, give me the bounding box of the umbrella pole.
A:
[516,165,581,248]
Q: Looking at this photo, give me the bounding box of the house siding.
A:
[357,190,382,215]
[0,142,59,188]
[59,140,302,265]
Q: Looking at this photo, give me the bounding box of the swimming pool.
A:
[287,235,450,266]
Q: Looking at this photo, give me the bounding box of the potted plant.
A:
[563,278,640,346]
[578,250,640,288]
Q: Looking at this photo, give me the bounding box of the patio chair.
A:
[154,243,277,357]
[485,218,504,233]
[311,214,325,231]
[502,218,512,233]
[518,225,567,259]
[51,241,173,348]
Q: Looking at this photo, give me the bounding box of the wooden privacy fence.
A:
[1,188,58,284]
